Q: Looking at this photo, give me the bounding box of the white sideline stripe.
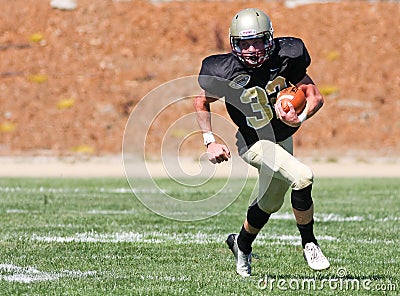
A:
[0,264,96,283]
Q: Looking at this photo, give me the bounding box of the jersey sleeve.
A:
[198,55,230,98]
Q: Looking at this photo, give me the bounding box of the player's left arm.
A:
[296,74,324,120]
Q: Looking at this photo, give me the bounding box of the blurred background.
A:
[1,0,399,165]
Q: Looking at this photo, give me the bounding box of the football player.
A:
[194,8,330,277]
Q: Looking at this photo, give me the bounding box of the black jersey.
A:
[198,37,311,154]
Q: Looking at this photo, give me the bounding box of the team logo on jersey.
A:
[229,74,251,89]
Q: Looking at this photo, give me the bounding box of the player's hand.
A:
[206,142,231,164]
[274,101,303,127]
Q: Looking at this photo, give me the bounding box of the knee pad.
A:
[291,184,313,211]
[246,201,271,229]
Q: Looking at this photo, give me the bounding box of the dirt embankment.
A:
[0,1,399,160]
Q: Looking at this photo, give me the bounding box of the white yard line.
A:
[28,231,397,246]
[271,212,366,222]
[28,230,396,246]
[28,231,397,248]
[4,207,392,223]
[0,263,189,284]
[0,264,97,283]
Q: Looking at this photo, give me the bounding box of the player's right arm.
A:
[193,90,231,164]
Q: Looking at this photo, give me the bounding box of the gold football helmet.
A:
[229,8,275,67]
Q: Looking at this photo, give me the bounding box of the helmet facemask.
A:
[229,8,275,68]
[230,31,274,67]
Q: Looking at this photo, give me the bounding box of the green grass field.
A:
[0,177,398,295]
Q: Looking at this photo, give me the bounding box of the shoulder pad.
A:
[276,37,307,59]
[200,53,236,77]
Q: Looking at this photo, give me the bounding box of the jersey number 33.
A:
[239,76,287,129]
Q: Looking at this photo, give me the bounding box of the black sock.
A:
[237,225,257,255]
[297,219,318,248]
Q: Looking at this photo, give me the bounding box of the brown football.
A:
[277,86,306,114]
